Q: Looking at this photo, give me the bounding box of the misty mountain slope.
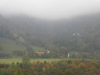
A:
[7,14,100,38]
[0,15,47,58]
[0,13,100,58]
[0,18,25,57]
[5,13,100,46]
[6,15,70,37]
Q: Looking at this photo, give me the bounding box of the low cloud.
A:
[0,0,100,19]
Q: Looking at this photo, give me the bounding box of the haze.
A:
[0,0,100,20]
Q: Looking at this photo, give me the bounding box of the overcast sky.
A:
[0,0,100,20]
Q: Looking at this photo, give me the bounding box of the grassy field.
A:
[0,37,26,53]
[0,37,46,53]
[31,46,46,52]
[0,58,61,64]
[0,58,87,64]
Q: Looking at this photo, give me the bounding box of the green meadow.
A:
[0,58,89,64]
[0,37,26,53]
[0,37,46,54]
[0,58,61,64]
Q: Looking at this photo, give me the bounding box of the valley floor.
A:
[0,58,86,64]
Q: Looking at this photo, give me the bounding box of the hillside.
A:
[0,37,26,57]
[0,13,100,58]
[0,36,46,58]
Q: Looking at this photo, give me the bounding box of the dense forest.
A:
[0,13,100,59]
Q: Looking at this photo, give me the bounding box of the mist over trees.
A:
[0,13,100,59]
